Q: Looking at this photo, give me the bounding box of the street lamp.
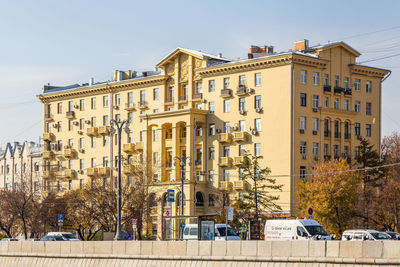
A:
[173,155,191,239]
[110,119,130,241]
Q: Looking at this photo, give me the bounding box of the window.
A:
[153,88,159,100]
[334,75,339,88]
[239,144,246,156]
[68,101,73,112]
[355,101,361,112]
[224,122,230,133]
[366,102,372,115]
[91,137,96,148]
[140,90,146,103]
[115,94,120,106]
[300,93,307,107]
[324,144,329,156]
[344,146,349,157]
[324,74,329,86]
[91,158,96,168]
[68,160,73,169]
[209,170,215,182]
[80,159,85,170]
[102,157,109,167]
[196,126,202,137]
[153,129,159,142]
[334,145,339,157]
[68,120,73,131]
[103,95,108,107]
[334,98,339,110]
[80,99,85,111]
[127,92,133,107]
[355,79,361,91]
[57,181,62,191]
[115,114,120,123]
[239,97,245,111]
[300,141,307,154]
[255,118,261,131]
[80,179,84,189]
[312,95,319,108]
[196,82,202,94]
[300,116,306,130]
[57,121,62,132]
[91,116,96,127]
[57,103,62,114]
[68,138,73,148]
[300,70,307,84]
[79,138,84,149]
[313,72,319,86]
[334,120,340,138]
[103,136,108,146]
[15,164,18,174]
[300,166,306,180]
[223,77,230,89]
[254,95,261,109]
[209,124,215,136]
[254,143,261,156]
[239,75,246,86]
[366,80,372,93]
[344,77,349,89]
[355,146,361,158]
[91,97,96,109]
[366,124,371,137]
[354,123,361,136]
[208,80,215,92]
[239,120,245,132]
[255,73,261,86]
[223,100,230,113]
[344,122,350,138]
[324,97,329,108]
[223,146,230,157]
[344,100,349,111]
[223,170,230,181]
[312,143,319,156]
[209,147,215,160]
[79,118,85,130]
[209,101,215,113]
[34,163,39,172]
[312,118,319,131]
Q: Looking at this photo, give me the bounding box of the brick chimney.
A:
[248,45,273,59]
[295,39,309,51]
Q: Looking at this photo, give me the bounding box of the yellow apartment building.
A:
[37,40,390,239]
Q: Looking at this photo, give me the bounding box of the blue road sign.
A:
[180,221,186,229]
[168,189,175,202]
[308,208,313,215]
[58,214,64,222]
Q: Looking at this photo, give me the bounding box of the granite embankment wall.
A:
[1,240,400,266]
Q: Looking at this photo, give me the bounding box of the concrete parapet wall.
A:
[1,240,400,266]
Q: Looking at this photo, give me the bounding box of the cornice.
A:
[349,64,390,78]
[37,75,168,103]
[140,108,208,120]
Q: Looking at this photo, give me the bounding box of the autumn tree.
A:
[297,159,361,237]
[0,190,20,238]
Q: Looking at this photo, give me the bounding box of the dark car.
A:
[386,231,400,240]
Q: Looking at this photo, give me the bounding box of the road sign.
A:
[132,224,137,230]
[168,189,175,202]
[180,221,186,229]
[58,214,64,223]
[227,207,234,221]
[58,221,63,227]
[308,208,313,215]
[164,210,170,217]
[132,219,137,225]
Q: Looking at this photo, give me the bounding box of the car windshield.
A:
[370,232,389,240]
[305,225,327,236]
[217,227,237,236]
[62,233,77,239]
[54,236,66,241]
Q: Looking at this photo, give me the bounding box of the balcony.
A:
[63,169,76,179]
[233,131,247,142]
[44,113,54,122]
[218,133,232,144]
[64,148,76,158]
[323,85,331,92]
[233,156,246,166]
[123,143,135,153]
[137,101,148,109]
[219,181,233,192]
[43,151,54,160]
[66,111,75,119]
[195,160,202,169]
[86,127,98,136]
[135,142,144,151]
[334,87,344,94]
[98,126,110,135]
[219,157,233,167]
[125,103,136,111]
[98,167,110,176]
[165,96,174,104]
[324,130,331,138]
[178,95,188,102]
[324,155,331,161]
[220,89,233,98]
[87,168,99,176]
[43,132,55,142]
[165,161,172,170]
[165,139,173,148]
[234,180,251,191]
[344,88,352,95]
[236,86,253,96]
[192,93,203,101]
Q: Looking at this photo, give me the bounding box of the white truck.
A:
[264,219,332,240]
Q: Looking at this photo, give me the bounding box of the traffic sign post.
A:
[168,189,175,202]
[132,219,137,240]
[58,214,64,231]
[308,207,314,219]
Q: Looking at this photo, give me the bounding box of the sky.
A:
[0,0,399,148]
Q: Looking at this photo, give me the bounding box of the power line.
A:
[332,26,400,42]
[358,52,400,64]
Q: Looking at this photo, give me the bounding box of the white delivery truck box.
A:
[264,219,331,240]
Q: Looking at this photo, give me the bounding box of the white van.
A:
[183,224,241,240]
[264,219,331,240]
[341,230,390,241]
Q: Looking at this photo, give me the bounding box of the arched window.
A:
[195,192,204,206]
[162,193,168,207]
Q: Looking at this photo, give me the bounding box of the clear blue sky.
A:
[0,0,399,147]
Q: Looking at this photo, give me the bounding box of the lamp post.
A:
[173,155,191,239]
[109,119,130,241]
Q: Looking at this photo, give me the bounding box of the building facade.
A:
[37,40,390,239]
[0,141,43,192]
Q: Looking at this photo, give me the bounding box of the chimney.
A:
[295,39,309,51]
[218,53,223,58]
[267,46,274,55]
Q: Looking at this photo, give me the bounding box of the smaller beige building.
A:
[0,141,43,192]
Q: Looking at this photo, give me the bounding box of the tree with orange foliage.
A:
[297,159,361,237]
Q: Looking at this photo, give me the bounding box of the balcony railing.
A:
[98,126,110,135]
[219,157,232,167]
[323,85,331,92]
[123,143,135,153]
[87,168,99,176]
[233,132,247,142]
[86,127,98,136]
[233,156,246,166]
[43,151,54,159]
[334,87,345,94]
[66,111,75,119]
[64,148,76,158]
[220,89,233,98]
[233,180,251,191]
[63,169,76,179]
[137,101,148,109]
[344,88,352,95]
[43,133,55,142]
[193,93,203,101]
[219,181,233,192]
[135,142,144,151]
[98,167,110,176]
[178,95,188,102]
[125,103,136,111]
[218,133,232,143]
[165,96,174,104]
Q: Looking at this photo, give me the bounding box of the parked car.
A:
[0,238,18,241]
[183,224,241,240]
[264,219,332,240]
[25,238,40,241]
[386,231,400,240]
[46,232,80,241]
[342,230,390,241]
[40,235,67,241]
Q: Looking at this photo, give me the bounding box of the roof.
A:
[310,41,361,57]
